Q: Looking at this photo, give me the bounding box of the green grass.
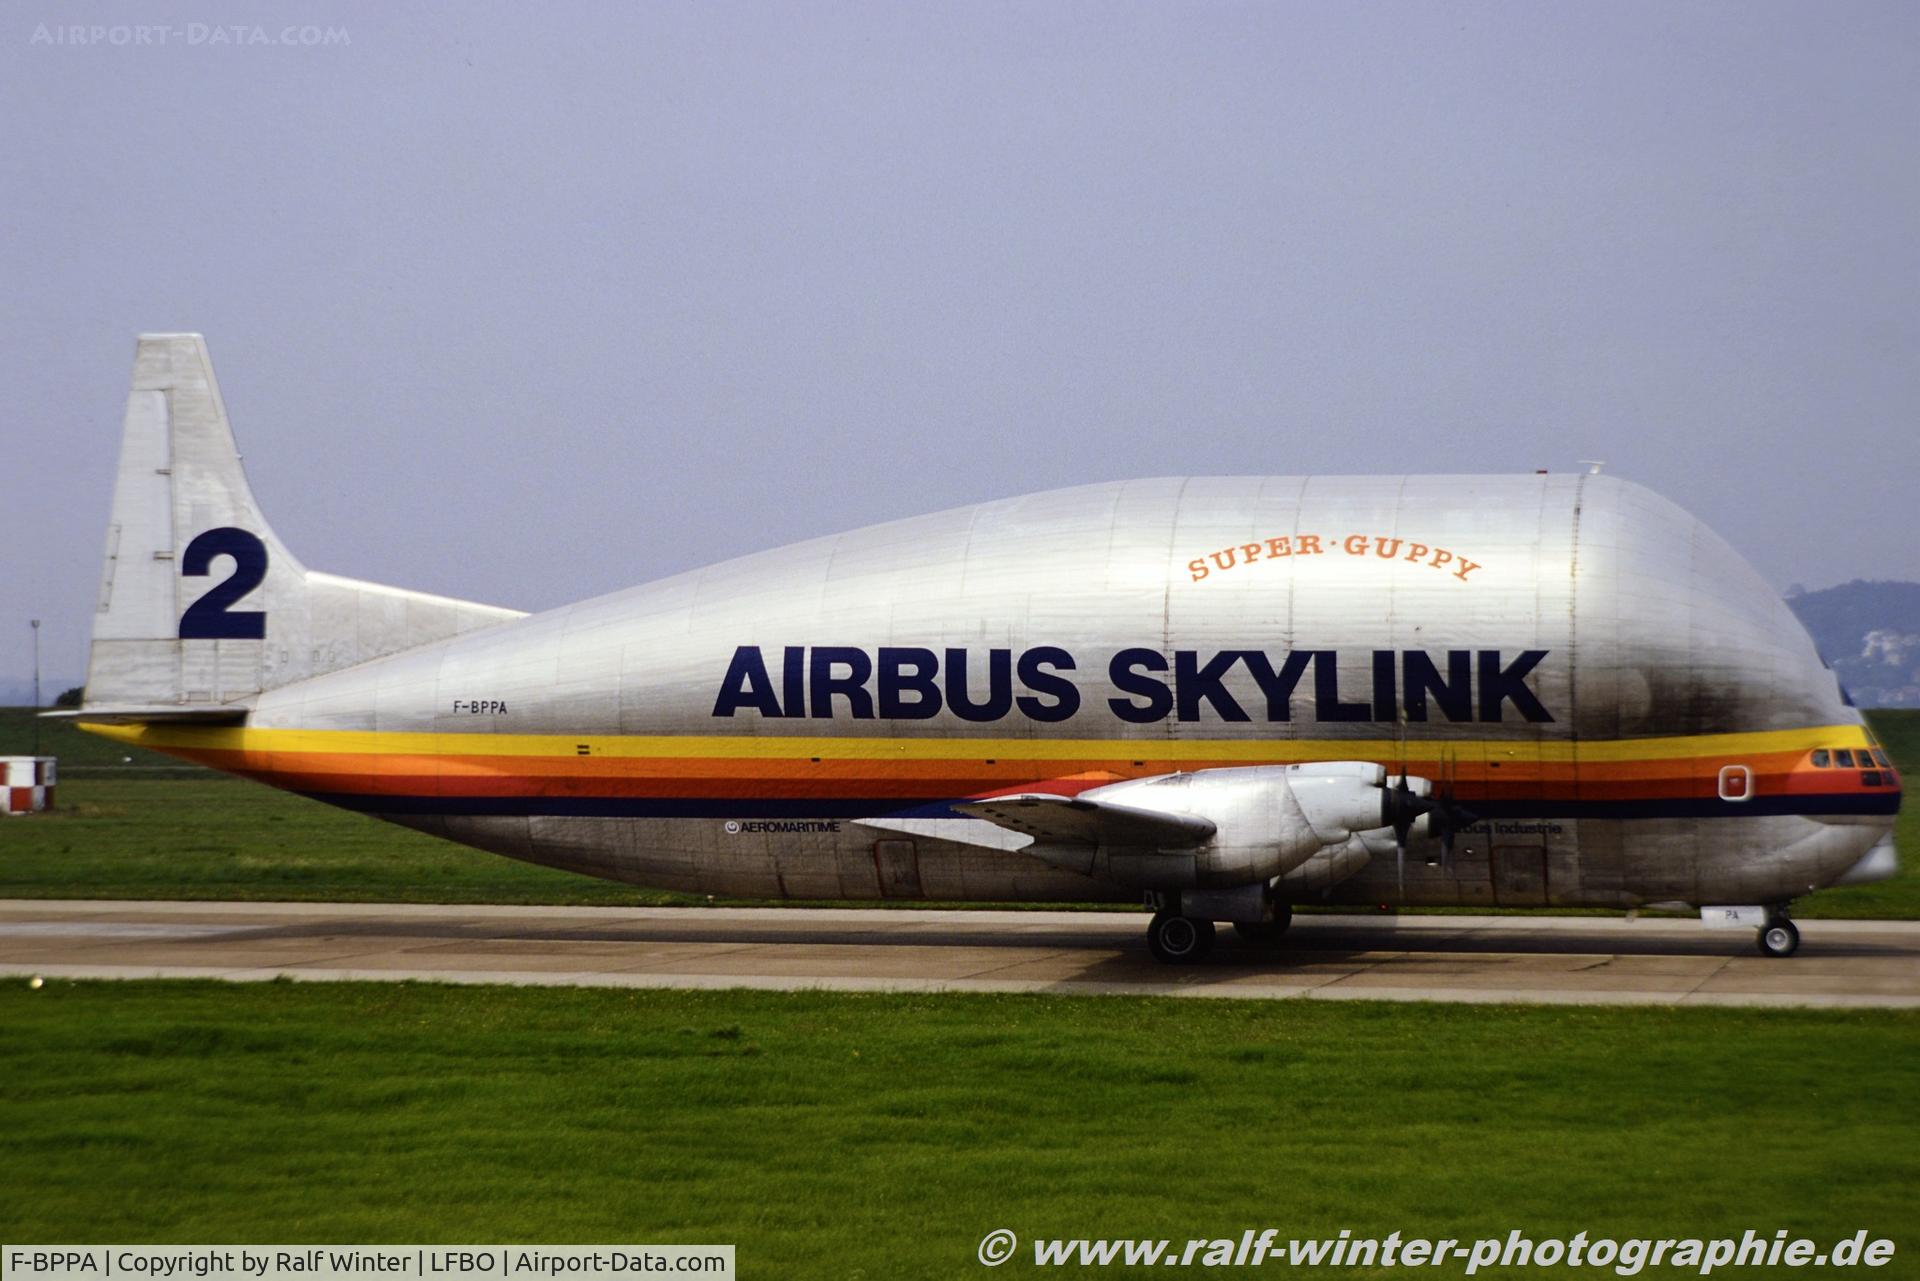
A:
[0,775,686,904]
[0,707,686,904]
[0,705,184,770]
[1,709,1912,918]
[0,983,1914,1278]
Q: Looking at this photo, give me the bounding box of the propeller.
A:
[1378,731,1479,901]
[1390,769,1412,900]
[1433,748,1477,866]
[1386,716,1415,900]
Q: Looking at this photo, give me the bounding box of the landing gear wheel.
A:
[1757,917,1800,958]
[1233,903,1293,946]
[1147,913,1216,964]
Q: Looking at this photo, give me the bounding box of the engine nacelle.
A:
[1058,761,1422,890]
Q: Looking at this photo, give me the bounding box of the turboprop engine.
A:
[956,761,1429,891]
[955,760,1463,963]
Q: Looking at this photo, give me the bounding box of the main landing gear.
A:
[1145,894,1292,963]
[1758,905,1800,958]
[1147,913,1216,963]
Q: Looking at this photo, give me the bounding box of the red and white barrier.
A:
[3,757,57,815]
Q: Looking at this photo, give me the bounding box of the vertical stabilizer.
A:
[81,334,525,714]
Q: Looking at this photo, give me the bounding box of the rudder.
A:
[82,333,524,715]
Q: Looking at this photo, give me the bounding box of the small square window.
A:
[1836,749,1855,768]
[1812,750,1830,768]
[1873,750,1891,768]
[1718,765,1752,801]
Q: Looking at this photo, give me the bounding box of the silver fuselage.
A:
[119,472,1894,910]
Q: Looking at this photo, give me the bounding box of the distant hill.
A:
[1787,580,1920,709]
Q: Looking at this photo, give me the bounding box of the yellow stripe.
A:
[82,721,1873,764]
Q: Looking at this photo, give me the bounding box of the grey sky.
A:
[3,0,1915,691]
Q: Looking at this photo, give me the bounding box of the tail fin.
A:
[81,334,524,715]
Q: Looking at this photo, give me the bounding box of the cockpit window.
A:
[1873,749,1892,768]
[1836,749,1855,768]
[1812,750,1830,768]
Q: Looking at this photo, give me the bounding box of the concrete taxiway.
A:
[4,900,1920,1007]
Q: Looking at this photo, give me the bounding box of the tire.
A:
[1148,913,1216,964]
[1757,919,1800,958]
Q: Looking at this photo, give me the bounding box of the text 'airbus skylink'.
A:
[65,335,1900,961]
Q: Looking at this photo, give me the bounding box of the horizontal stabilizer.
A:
[954,794,1216,848]
[42,705,249,725]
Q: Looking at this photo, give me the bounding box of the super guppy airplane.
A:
[64,335,1900,961]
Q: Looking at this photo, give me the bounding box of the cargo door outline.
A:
[1489,742,1550,906]
[873,839,923,899]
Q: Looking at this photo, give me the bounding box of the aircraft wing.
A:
[852,815,1035,851]
[952,793,1216,848]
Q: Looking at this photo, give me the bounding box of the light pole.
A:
[30,619,41,757]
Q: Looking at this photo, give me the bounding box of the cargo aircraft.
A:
[60,335,1901,961]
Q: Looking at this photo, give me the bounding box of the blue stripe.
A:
[304,793,911,819]
[1470,796,1900,820]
